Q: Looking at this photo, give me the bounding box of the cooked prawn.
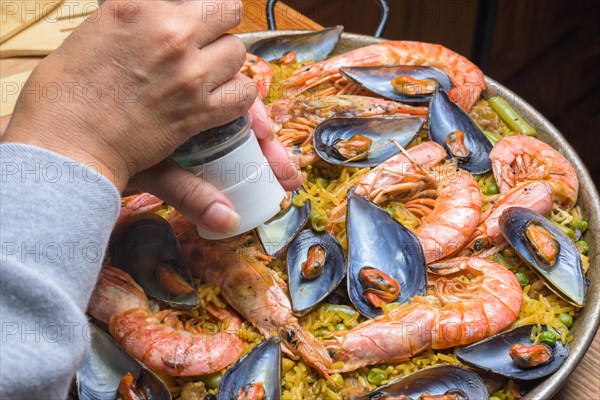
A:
[88,266,245,376]
[328,141,446,223]
[463,181,553,256]
[168,212,334,377]
[267,94,428,166]
[324,257,523,372]
[329,142,482,263]
[241,53,274,101]
[489,135,579,209]
[281,41,486,111]
[117,193,163,224]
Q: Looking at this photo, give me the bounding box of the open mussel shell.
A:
[110,213,199,309]
[346,190,427,318]
[340,65,452,103]
[77,323,170,400]
[257,191,311,257]
[356,365,488,400]
[287,229,346,315]
[248,26,343,62]
[428,89,492,174]
[499,207,586,307]
[218,337,281,400]
[456,324,569,381]
[313,117,423,167]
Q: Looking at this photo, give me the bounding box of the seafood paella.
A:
[78,28,592,400]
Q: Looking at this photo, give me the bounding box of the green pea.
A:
[571,219,588,232]
[201,372,222,389]
[515,272,530,288]
[493,253,513,270]
[328,373,344,388]
[485,182,500,195]
[474,174,483,182]
[538,330,557,346]
[576,240,589,255]
[315,327,330,337]
[367,368,388,385]
[310,210,328,232]
[552,222,575,239]
[335,323,347,331]
[558,313,573,329]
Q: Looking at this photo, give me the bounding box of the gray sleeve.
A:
[1,143,120,399]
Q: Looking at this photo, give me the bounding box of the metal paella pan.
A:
[238,30,600,400]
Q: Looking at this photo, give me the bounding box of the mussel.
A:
[356,365,488,400]
[456,324,569,380]
[346,190,427,318]
[340,66,452,103]
[313,117,423,167]
[76,323,170,400]
[428,90,492,174]
[110,213,199,309]
[499,207,586,307]
[248,26,343,63]
[287,229,346,315]
[218,337,281,400]
[257,191,311,257]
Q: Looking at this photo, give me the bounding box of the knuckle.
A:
[158,22,191,53]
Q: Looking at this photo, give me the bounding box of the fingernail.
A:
[202,203,241,233]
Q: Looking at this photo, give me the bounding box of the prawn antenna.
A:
[391,139,434,178]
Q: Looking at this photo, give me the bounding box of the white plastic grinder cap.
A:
[172,113,286,240]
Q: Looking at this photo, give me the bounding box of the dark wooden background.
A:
[284,0,600,188]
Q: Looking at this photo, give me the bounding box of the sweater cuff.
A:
[0,143,120,308]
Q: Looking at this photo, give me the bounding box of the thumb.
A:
[133,159,241,234]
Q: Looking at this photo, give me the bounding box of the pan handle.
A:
[266,0,390,38]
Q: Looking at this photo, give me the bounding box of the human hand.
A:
[1,0,302,233]
[3,0,253,191]
[129,101,303,233]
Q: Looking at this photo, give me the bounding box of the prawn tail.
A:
[88,265,148,324]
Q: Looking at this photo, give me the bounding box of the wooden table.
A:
[1,1,598,399]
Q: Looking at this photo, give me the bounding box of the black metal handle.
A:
[266,0,390,38]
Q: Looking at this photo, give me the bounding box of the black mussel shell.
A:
[346,190,427,318]
[340,65,452,103]
[499,207,586,307]
[77,323,170,400]
[248,26,343,62]
[428,90,492,174]
[218,337,281,400]
[257,191,311,257]
[287,230,346,315]
[456,324,569,381]
[110,213,199,309]
[313,117,423,167]
[356,365,488,400]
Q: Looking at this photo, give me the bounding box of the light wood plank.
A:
[0,0,99,58]
[0,0,63,43]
